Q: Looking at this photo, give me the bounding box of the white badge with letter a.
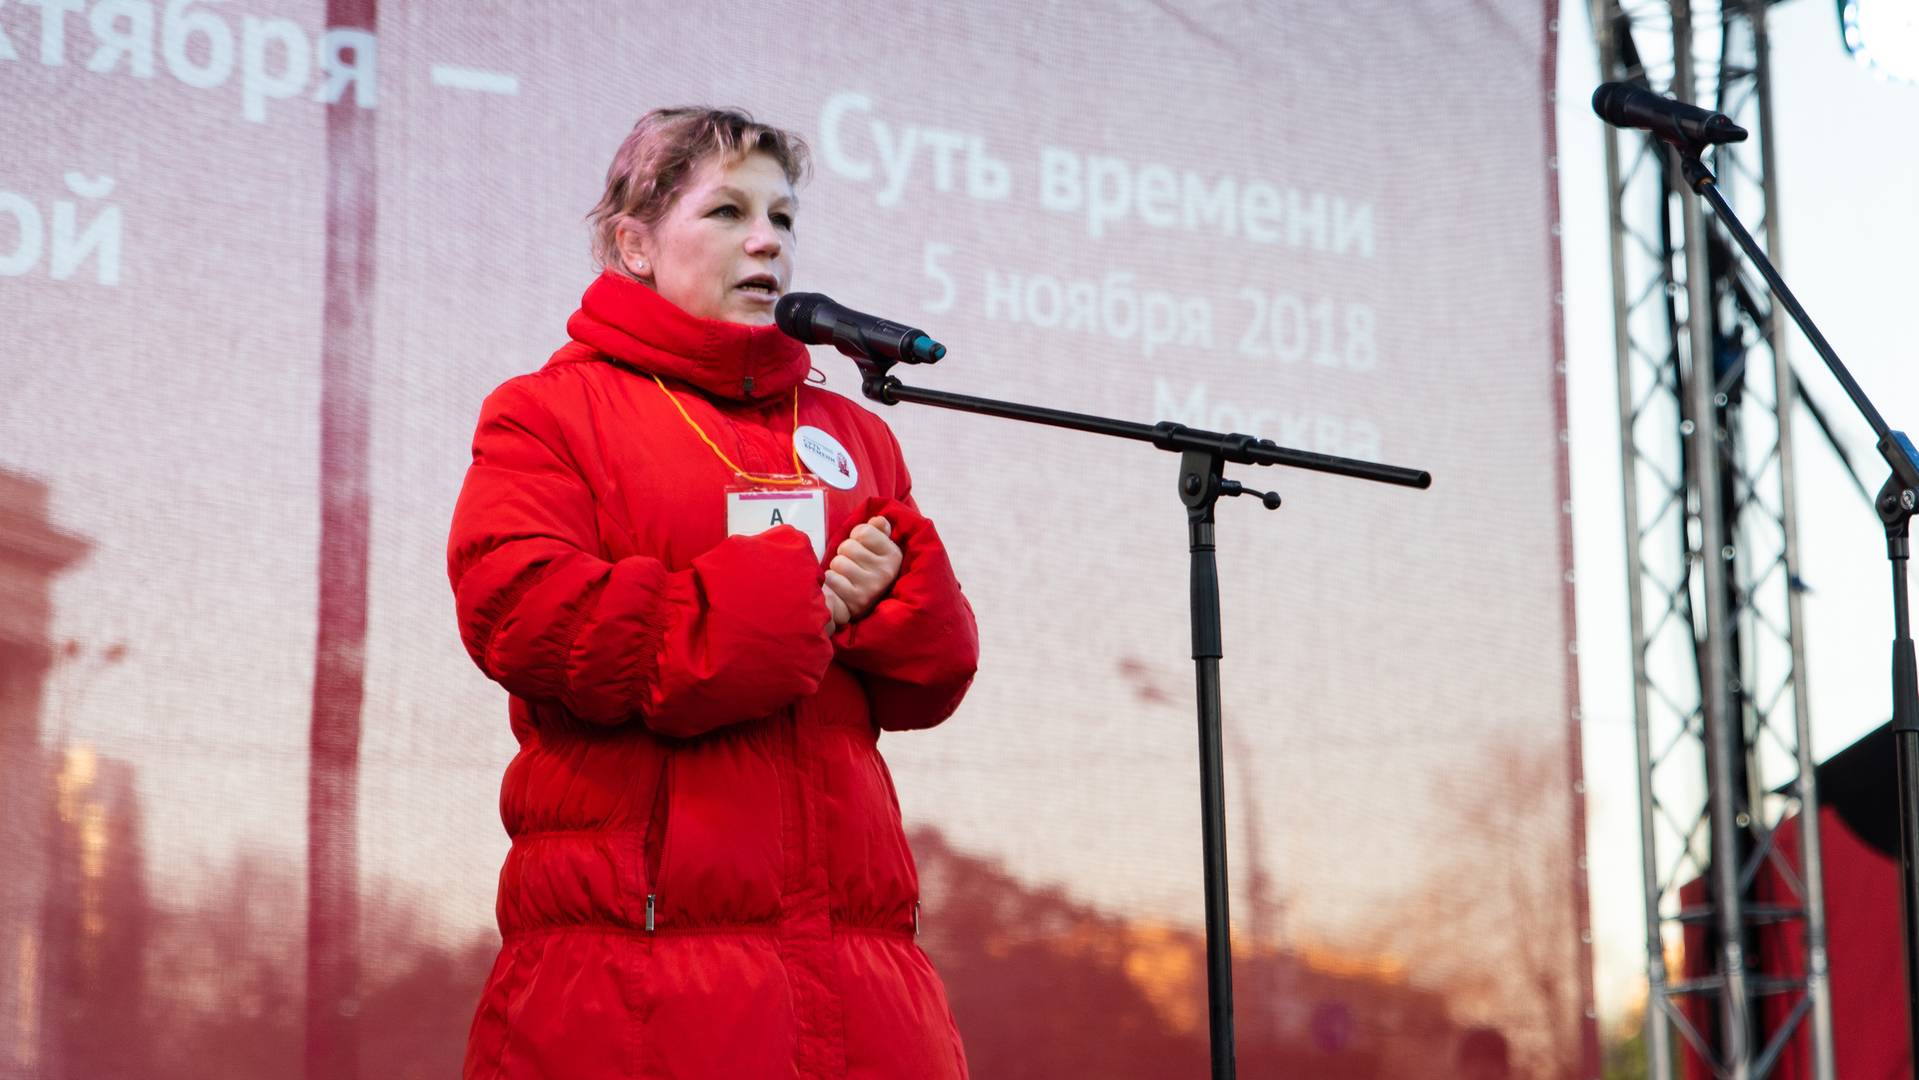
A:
[726,480,827,560]
[794,425,859,490]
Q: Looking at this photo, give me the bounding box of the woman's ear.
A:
[614,219,652,279]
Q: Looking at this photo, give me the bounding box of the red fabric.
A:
[447,271,980,1078]
[1765,808,1912,1080]
[1678,807,1911,1080]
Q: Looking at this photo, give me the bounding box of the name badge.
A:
[726,476,827,560]
[794,425,859,490]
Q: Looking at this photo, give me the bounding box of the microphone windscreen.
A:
[771,291,832,341]
[774,292,815,339]
[1591,81,1636,125]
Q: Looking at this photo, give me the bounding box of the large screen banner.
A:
[1,2,1592,1077]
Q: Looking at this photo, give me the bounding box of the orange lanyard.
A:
[649,373,809,485]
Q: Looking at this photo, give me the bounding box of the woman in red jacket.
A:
[447,107,979,1079]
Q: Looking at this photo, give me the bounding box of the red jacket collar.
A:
[558,270,811,401]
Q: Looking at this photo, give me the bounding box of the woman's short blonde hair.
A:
[587,107,811,276]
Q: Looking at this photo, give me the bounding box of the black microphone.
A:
[774,293,946,365]
[1592,81,1748,146]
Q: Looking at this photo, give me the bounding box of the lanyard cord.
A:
[649,373,808,485]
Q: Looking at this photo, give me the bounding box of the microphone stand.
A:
[852,359,1430,1080]
[1667,140,1919,1070]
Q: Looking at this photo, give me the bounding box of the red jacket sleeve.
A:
[830,491,980,732]
[447,377,834,738]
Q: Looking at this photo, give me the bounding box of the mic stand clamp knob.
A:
[1220,479,1282,510]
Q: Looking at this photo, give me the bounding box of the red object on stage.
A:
[1680,726,1912,1079]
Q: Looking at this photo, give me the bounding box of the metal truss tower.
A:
[1589,2,1835,1077]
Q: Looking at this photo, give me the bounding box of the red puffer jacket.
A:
[448,271,979,1079]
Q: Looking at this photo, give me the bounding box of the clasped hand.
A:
[821,516,902,632]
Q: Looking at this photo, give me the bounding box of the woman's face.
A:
[623,151,796,326]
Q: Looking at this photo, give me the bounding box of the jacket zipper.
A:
[642,753,672,934]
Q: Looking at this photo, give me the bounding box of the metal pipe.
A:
[1671,3,1752,1076]
[1749,5,1836,1076]
[1593,1,1680,1074]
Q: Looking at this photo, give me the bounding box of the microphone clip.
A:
[855,354,902,405]
[1676,151,1718,193]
